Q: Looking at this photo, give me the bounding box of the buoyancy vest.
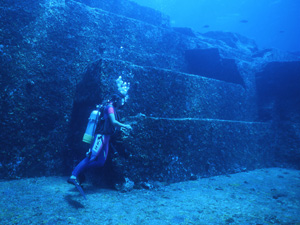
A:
[95,103,119,135]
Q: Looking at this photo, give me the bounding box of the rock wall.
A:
[68,58,275,187]
[1,0,73,177]
[73,0,170,28]
[255,61,300,167]
[0,0,299,185]
[256,61,300,122]
[122,117,275,183]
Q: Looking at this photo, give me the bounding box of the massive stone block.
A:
[68,58,275,185]
[70,58,257,121]
[274,122,300,168]
[115,117,276,183]
[255,61,300,168]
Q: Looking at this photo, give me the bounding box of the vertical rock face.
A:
[255,61,300,167]
[0,0,299,183]
[256,61,300,122]
[0,0,73,178]
[69,58,274,186]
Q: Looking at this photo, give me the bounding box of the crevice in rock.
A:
[129,114,266,124]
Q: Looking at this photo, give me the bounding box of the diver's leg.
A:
[95,135,110,166]
[71,157,90,177]
[82,135,110,168]
[68,135,110,185]
[69,135,102,180]
[67,156,90,185]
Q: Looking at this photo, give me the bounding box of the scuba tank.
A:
[82,106,102,144]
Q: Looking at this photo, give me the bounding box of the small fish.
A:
[279,30,285,34]
[203,25,210,28]
[240,20,248,23]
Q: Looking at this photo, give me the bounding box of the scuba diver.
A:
[67,92,132,197]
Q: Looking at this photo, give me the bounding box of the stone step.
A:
[65,1,253,88]
[73,0,171,28]
[63,1,215,73]
[115,116,276,182]
[87,58,257,121]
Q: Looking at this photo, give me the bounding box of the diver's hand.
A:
[86,149,92,158]
[121,124,132,136]
[124,124,132,130]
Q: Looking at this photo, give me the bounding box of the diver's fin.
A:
[74,182,87,200]
[67,178,87,200]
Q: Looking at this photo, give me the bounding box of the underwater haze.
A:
[131,0,300,52]
[1,0,300,223]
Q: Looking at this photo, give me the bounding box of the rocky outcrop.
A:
[255,61,300,167]
[73,0,170,28]
[256,61,300,122]
[0,0,299,185]
[69,58,274,187]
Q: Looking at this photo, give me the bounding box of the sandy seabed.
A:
[0,167,299,225]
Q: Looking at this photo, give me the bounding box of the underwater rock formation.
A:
[185,48,245,86]
[73,0,170,28]
[256,61,300,122]
[0,0,299,187]
[69,58,275,186]
[255,61,300,168]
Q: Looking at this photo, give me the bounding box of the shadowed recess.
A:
[185,48,245,87]
[255,61,300,121]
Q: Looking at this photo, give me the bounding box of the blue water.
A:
[131,0,300,52]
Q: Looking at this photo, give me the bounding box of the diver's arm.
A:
[109,113,132,129]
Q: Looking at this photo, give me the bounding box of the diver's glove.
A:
[86,149,92,158]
